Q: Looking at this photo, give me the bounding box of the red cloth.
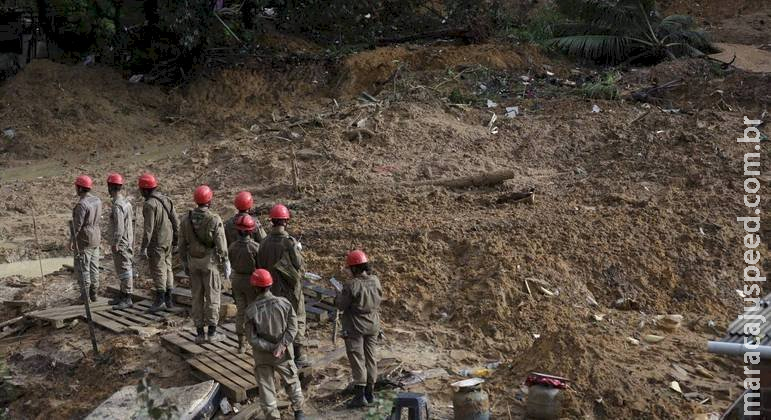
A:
[526,374,569,389]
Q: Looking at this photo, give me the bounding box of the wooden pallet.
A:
[26,298,111,328]
[90,300,183,333]
[303,281,336,305]
[106,285,235,307]
[162,323,241,356]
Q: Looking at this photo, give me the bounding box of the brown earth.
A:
[1,13,770,420]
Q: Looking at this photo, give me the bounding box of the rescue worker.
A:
[244,269,305,420]
[178,185,230,344]
[255,204,308,367]
[138,173,180,312]
[224,191,267,246]
[71,175,102,303]
[335,250,382,408]
[106,173,134,309]
[228,214,261,353]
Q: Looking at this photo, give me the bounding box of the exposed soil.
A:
[1,8,770,419]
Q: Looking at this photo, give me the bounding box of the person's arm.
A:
[253,219,267,243]
[288,240,305,271]
[213,217,228,265]
[72,203,87,247]
[169,199,180,245]
[177,215,189,274]
[141,202,154,251]
[112,205,125,250]
[334,283,353,311]
[278,304,298,349]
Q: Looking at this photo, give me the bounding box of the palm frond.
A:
[547,34,633,62]
[555,0,647,31]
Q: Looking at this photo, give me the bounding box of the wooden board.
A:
[303,281,336,304]
[27,298,111,328]
[162,323,241,357]
[89,300,183,333]
[106,285,235,307]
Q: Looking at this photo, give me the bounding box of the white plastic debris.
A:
[486,99,497,108]
[670,381,682,394]
[220,397,232,415]
[487,113,498,135]
[129,74,144,83]
[83,55,95,66]
[545,70,555,76]
[364,13,371,19]
[592,104,602,113]
[304,272,321,281]
[505,106,519,118]
[479,83,487,91]
[2,128,15,139]
[356,118,367,128]
[520,75,531,82]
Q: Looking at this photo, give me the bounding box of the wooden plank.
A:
[188,357,247,402]
[90,312,129,333]
[28,299,111,321]
[118,306,165,322]
[103,309,152,327]
[305,304,328,322]
[305,298,336,313]
[93,309,137,328]
[204,351,256,387]
[161,333,203,356]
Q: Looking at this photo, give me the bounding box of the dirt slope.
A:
[0,34,769,419]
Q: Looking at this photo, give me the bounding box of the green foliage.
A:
[135,373,177,420]
[364,390,396,420]
[546,0,717,64]
[512,6,565,43]
[448,89,472,104]
[582,71,621,99]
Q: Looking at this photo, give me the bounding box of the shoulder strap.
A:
[148,195,176,232]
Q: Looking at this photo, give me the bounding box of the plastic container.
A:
[452,379,490,420]
[525,384,563,419]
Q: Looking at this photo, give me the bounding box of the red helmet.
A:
[138,173,158,189]
[234,191,253,211]
[106,173,124,185]
[75,175,93,189]
[194,185,213,205]
[250,269,273,287]
[346,250,369,267]
[235,214,256,232]
[269,204,290,220]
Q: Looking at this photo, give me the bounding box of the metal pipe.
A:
[707,341,771,358]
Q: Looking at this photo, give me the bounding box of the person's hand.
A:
[273,343,287,359]
[111,244,118,253]
[223,261,232,280]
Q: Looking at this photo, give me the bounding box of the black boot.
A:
[164,288,174,309]
[113,294,133,310]
[294,343,310,368]
[365,383,375,404]
[148,290,167,313]
[347,385,368,408]
[237,334,246,354]
[207,325,225,343]
[89,287,98,302]
[195,327,206,344]
[294,410,306,420]
[108,292,123,305]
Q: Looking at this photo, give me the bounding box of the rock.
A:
[220,303,237,318]
[86,380,219,420]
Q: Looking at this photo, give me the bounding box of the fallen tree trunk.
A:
[413,169,515,189]
[376,27,475,46]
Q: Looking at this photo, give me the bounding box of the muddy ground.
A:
[1,2,770,418]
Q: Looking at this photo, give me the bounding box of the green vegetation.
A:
[546,0,716,64]
[582,71,621,99]
[364,390,396,420]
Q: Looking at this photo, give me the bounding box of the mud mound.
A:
[0,60,188,160]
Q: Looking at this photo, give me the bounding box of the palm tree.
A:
[547,0,716,64]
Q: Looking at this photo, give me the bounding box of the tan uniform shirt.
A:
[224,211,267,246]
[141,192,179,249]
[255,226,304,298]
[228,236,260,277]
[110,195,134,250]
[72,193,102,250]
[178,207,228,267]
[335,273,382,336]
[245,291,297,355]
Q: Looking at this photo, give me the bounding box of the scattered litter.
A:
[707,320,716,328]
[520,75,531,82]
[487,113,498,135]
[539,286,558,297]
[626,337,640,345]
[364,13,371,19]
[656,314,683,331]
[545,71,555,77]
[505,106,519,118]
[699,227,706,236]
[592,104,602,113]
[83,55,95,66]
[486,99,498,108]
[356,118,367,128]
[533,333,541,339]
[656,130,665,134]
[2,128,15,139]
[669,381,682,394]
[304,272,322,281]
[451,377,485,388]
[400,368,449,386]
[586,295,598,306]
[662,108,680,114]
[479,83,487,92]
[695,365,714,379]
[736,289,747,298]
[220,397,232,415]
[592,314,605,322]
[643,334,665,344]
[128,74,144,83]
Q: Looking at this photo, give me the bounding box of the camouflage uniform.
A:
[224,211,267,246]
[110,195,134,294]
[255,225,306,346]
[72,192,102,298]
[245,291,304,419]
[335,273,382,387]
[178,207,228,328]
[141,192,179,292]
[228,235,260,337]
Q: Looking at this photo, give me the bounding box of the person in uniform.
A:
[71,175,102,303]
[138,173,180,312]
[228,213,260,353]
[255,204,309,367]
[178,185,230,343]
[244,269,305,420]
[224,191,266,246]
[335,250,382,408]
[106,173,134,309]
